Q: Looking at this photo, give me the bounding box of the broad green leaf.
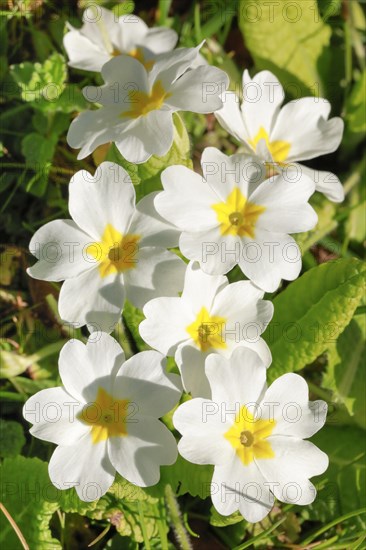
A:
[324,315,366,429]
[83,478,160,543]
[22,132,55,166]
[0,456,61,549]
[0,350,34,378]
[309,425,366,518]
[238,0,331,96]
[58,488,99,516]
[106,113,193,199]
[21,132,55,195]
[209,506,244,527]
[264,259,366,381]
[10,52,67,111]
[122,301,150,352]
[146,456,213,499]
[0,419,25,457]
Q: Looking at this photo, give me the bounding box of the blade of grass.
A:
[301,508,366,546]
[233,516,286,550]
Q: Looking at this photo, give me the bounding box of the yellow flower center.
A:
[86,224,140,278]
[248,126,291,164]
[78,387,130,444]
[186,306,227,352]
[224,405,276,465]
[212,187,266,238]
[120,80,171,119]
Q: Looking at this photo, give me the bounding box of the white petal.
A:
[235,339,272,370]
[239,232,302,292]
[174,398,233,464]
[58,335,123,403]
[63,30,109,72]
[68,162,135,240]
[211,282,273,353]
[123,247,185,310]
[28,220,92,282]
[241,70,285,140]
[82,6,122,51]
[108,416,177,487]
[23,387,87,445]
[58,268,125,333]
[175,343,212,398]
[298,164,345,203]
[205,347,267,406]
[211,456,274,522]
[113,350,182,418]
[201,148,265,201]
[180,261,227,311]
[211,280,267,322]
[115,110,174,164]
[260,373,328,438]
[180,227,240,275]
[251,173,317,234]
[271,98,344,162]
[149,45,202,90]
[130,192,180,247]
[140,297,192,355]
[167,66,229,113]
[156,165,219,231]
[256,437,329,505]
[100,54,149,94]
[215,91,249,143]
[67,108,132,161]
[143,27,178,53]
[49,435,115,501]
[115,15,148,52]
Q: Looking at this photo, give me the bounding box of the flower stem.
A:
[137,502,151,550]
[164,484,192,550]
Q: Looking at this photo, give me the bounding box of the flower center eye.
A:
[108,245,121,262]
[229,211,244,227]
[240,430,254,447]
[198,323,211,340]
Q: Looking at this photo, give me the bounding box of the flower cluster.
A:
[24,6,344,522]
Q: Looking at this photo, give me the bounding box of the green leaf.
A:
[10,52,67,112]
[0,419,25,457]
[209,506,244,527]
[146,456,213,499]
[324,315,366,429]
[309,425,366,518]
[264,259,366,381]
[106,113,193,199]
[0,350,33,378]
[0,456,61,549]
[122,301,150,352]
[238,0,331,96]
[82,477,161,543]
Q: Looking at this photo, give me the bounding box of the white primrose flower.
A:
[139,261,273,398]
[173,347,328,523]
[154,148,318,292]
[215,70,345,202]
[23,334,182,501]
[27,161,185,333]
[64,6,178,73]
[67,48,229,164]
